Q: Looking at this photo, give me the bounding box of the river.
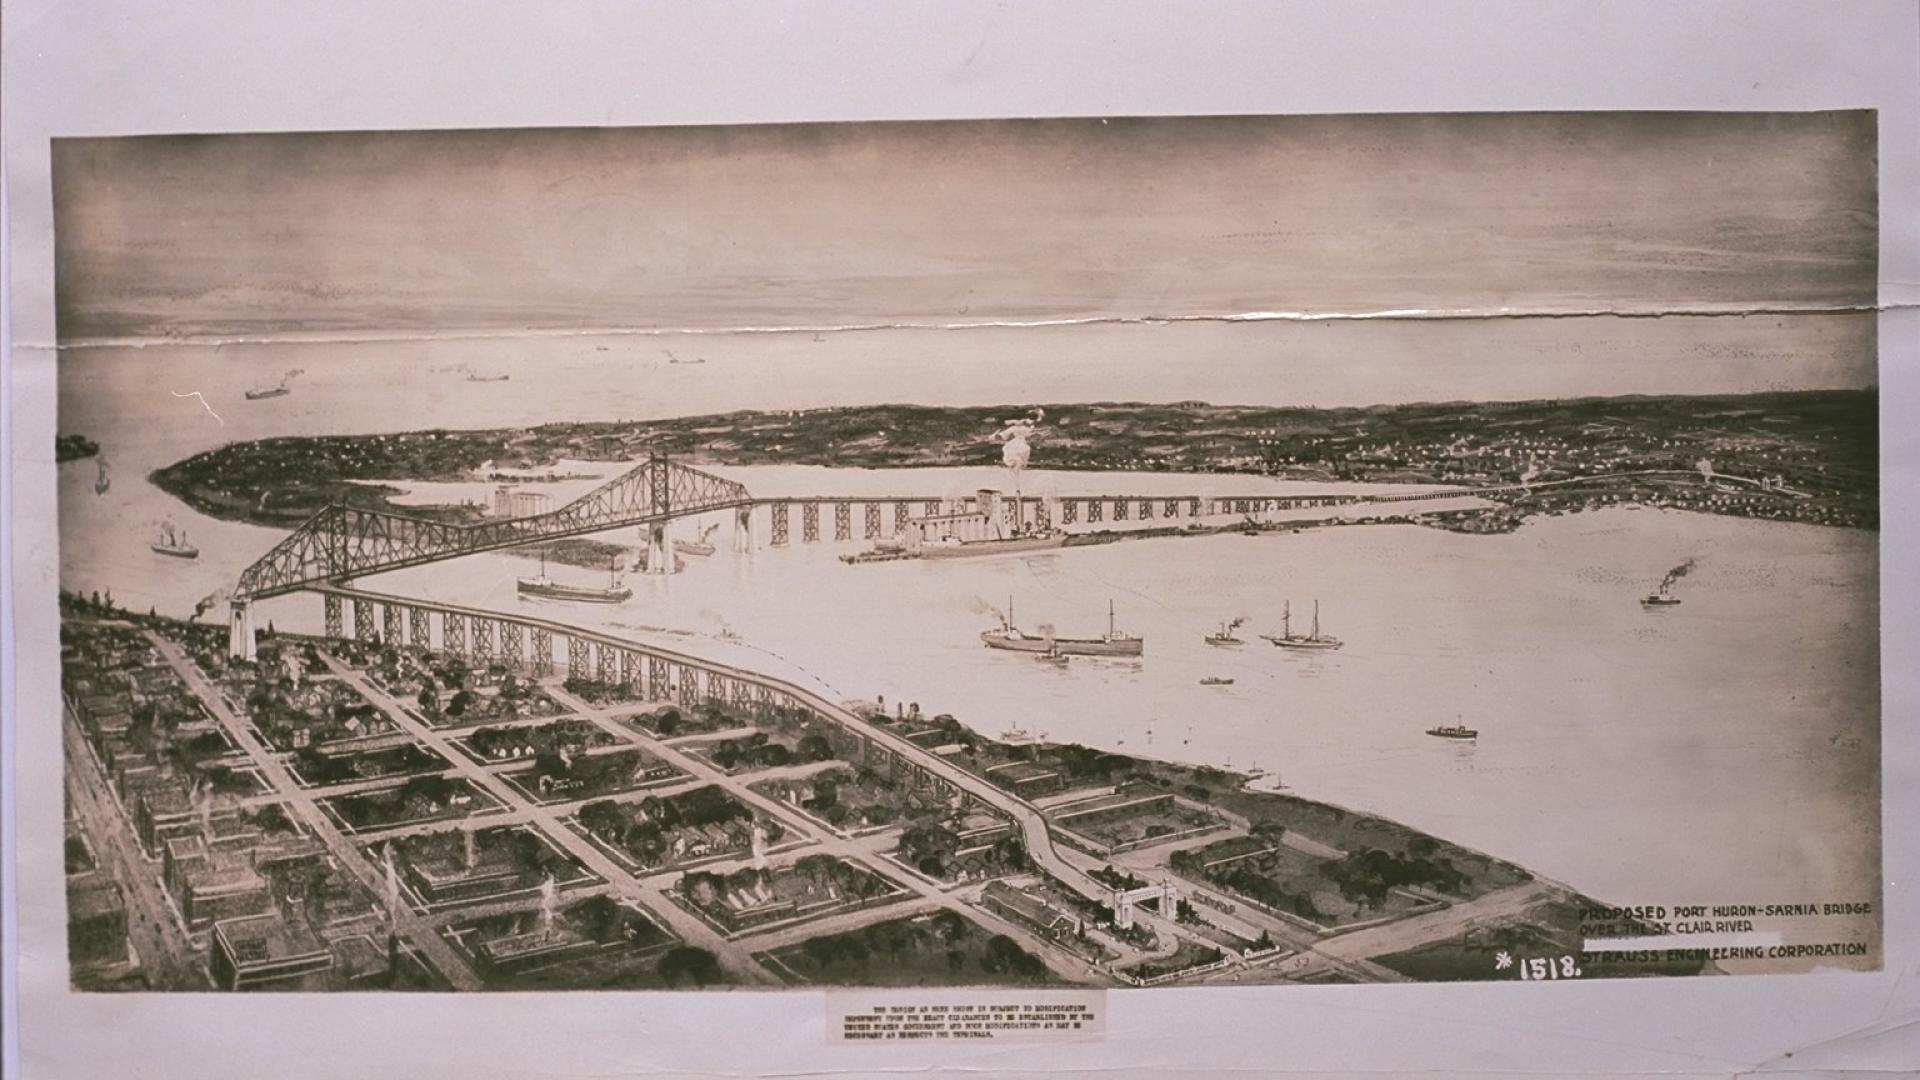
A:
[55,336,1880,912]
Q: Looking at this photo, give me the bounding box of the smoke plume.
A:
[1661,558,1697,590]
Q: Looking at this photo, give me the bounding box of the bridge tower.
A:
[644,451,675,575]
[734,505,753,553]
[227,598,257,661]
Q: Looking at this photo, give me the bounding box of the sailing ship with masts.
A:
[981,598,1144,657]
[1263,599,1342,651]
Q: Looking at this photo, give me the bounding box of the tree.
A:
[653,710,680,737]
[797,734,834,762]
[803,936,840,971]
[929,909,969,948]
[417,686,438,713]
[447,689,475,717]
[809,780,839,813]
[578,800,628,842]
[981,934,1044,978]
[656,946,720,987]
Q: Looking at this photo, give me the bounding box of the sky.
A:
[51,112,1877,344]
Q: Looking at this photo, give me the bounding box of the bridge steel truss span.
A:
[233,455,752,600]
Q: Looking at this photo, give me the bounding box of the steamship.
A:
[981,598,1143,657]
[518,553,632,604]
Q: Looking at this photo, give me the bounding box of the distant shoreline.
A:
[148,391,1877,533]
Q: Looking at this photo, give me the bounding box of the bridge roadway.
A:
[321,585,1118,909]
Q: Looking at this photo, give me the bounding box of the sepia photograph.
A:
[48,111,1880,994]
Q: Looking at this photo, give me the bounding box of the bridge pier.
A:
[734,506,753,553]
[227,599,257,661]
[529,627,553,676]
[645,522,672,575]
[770,503,789,546]
[473,618,495,666]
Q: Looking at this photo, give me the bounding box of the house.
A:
[981,880,1077,941]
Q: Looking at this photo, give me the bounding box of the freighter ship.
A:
[518,553,632,604]
[920,531,1067,559]
[150,522,199,559]
[981,598,1143,657]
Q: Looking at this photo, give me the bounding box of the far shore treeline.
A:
[143,390,1877,531]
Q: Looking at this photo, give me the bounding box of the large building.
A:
[210,908,334,991]
[66,875,130,968]
[492,487,553,518]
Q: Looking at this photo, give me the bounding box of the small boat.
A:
[1204,618,1246,647]
[1200,676,1234,686]
[1641,582,1683,607]
[674,523,719,558]
[664,349,705,365]
[1426,724,1478,740]
[94,458,110,496]
[518,552,632,604]
[465,371,510,383]
[150,522,199,559]
[1262,600,1342,651]
[244,385,290,400]
[1035,644,1071,667]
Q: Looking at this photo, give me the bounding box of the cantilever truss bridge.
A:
[234,455,750,600]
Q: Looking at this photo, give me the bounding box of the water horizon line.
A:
[44,300,1880,351]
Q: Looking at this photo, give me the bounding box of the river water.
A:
[56,335,1880,911]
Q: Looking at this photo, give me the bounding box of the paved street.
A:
[63,707,208,990]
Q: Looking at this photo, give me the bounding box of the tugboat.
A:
[518,552,632,604]
[1034,643,1071,667]
[1643,559,1694,607]
[1199,676,1235,686]
[1641,581,1683,608]
[150,521,199,559]
[981,598,1143,657]
[1263,600,1342,651]
[1204,618,1246,647]
[675,523,719,558]
[1425,724,1479,740]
